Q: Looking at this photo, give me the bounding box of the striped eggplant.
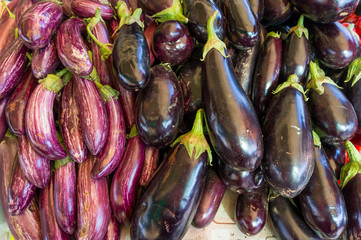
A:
[139,146,159,187]
[14,0,33,24]
[0,96,8,143]
[71,0,114,20]
[31,39,59,79]
[0,0,18,54]
[103,216,121,240]
[61,0,74,16]
[18,1,63,50]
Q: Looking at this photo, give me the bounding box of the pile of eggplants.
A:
[1,0,361,239]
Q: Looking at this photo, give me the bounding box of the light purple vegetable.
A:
[103,216,121,240]
[71,0,114,20]
[139,146,159,187]
[32,39,59,79]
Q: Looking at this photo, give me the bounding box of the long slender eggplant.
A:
[71,0,114,20]
[39,173,70,240]
[103,216,121,240]
[248,0,264,21]
[31,39,59,79]
[56,18,93,76]
[0,37,28,99]
[0,96,8,143]
[192,167,226,228]
[202,11,263,171]
[18,1,63,50]
[140,146,159,187]
[262,74,315,198]
[73,76,108,155]
[261,0,293,26]
[323,142,346,179]
[251,32,282,121]
[0,0,17,54]
[136,64,184,148]
[131,109,211,240]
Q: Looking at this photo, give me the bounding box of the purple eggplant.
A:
[324,142,346,180]
[39,173,70,240]
[18,1,63,50]
[262,75,315,198]
[261,0,293,26]
[73,76,108,155]
[248,0,264,21]
[103,216,121,240]
[71,0,114,20]
[56,18,93,76]
[140,146,159,187]
[77,154,111,240]
[202,12,263,171]
[192,167,226,228]
[31,39,59,79]
[138,0,173,15]
[14,0,33,25]
[0,96,9,143]
[0,0,17,54]
[60,81,87,163]
[61,0,74,16]
[54,161,77,235]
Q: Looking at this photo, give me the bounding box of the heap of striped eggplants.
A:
[1,0,361,239]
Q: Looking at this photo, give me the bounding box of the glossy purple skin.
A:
[131,143,208,240]
[0,37,28,99]
[18,135,50,188]
[290,0,359,23]
[71,0,114,20]
[113,23,150,91]
[60,81,87,163]
[15,0,33,24]
[110,136,145,225]
[342,173,361,239]
[18,1,63,50]
[56,18,93,76]
[39,174,70,240]
[251,35,282,121]
[344,74,361,132]
[0,96,8,143]
[138,0,173,15]
[32,39,59,79]
[309,84,358,143]
[203,49,263,171]
[140,146,159,187]
[8,157,36,216]
[0,0,17,55]
[103,216,121,240]
[91,98,126,179]
[262,87,315,198]
[308,22,358,69]
[73,76,109,155]
[192,168,226,228]
[54,161,77,235]
[136,64,184,148]
[248,0,264,21]
[61,0,74,16]
[323,142,346,179]
[0,135,42,240]
[261,0,293,26]
[77,154,111,240]
[153,21,195,66]
[235,185,268,236]
[25,82,67,160]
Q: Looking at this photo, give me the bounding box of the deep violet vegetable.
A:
[0,96,8,143]
[323,142,346,180]
[71,0,114,20]
[103,216,121,240]
[31,39,59,79]
[144,20,157,65]
[248,0,264,21]
[202,11,263,171]
[140,146,159,187]
[0,0,17,54]
[131,109,211,240]
[138,0,173,15]
[18,1,63,50]
[261,0,293,27]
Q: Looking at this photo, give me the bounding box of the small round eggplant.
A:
[152,20,195,66]
[140,146,159,187]
[138,0,173,15]
[261,0,293,27]
[323,142,346,179]
[71,0,114,20]
[0,96,8,143]
[103,216,121,240]
[135,64,184,148]
[248,0,264,21]
[18,1,63,50]
[31,39,59,79]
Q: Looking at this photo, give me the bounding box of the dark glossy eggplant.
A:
[135,64,184,148]
[40,173,70,240]
[138,0,173,15]
[31,39,59,79]
[323,142,346,179]
[77,154,111,240]
[308,21,358,69]
[251,32,282,121]
[73,76,108,155]
[0,96,8,143]
[235,184,268,236]
[103,216,121,240]
[140,146,159,187]
[192,167,226,228]
[54,161,77,235]
[18,1,63,50]
[71,0,114,20]
[56,18,93,76]
[248,0,264,21]
[261,0,293,26]
[0,0,17,54]
[262,75,315,198]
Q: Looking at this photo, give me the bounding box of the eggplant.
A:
[77,154,111,240]
[323,142,346,179]
[140,146,159,187]
[0,97,8,144]
[144,20,157,66]
[60,81,87,163]
[73,76,108,155]
[138,0,173,15]
[39,173,70,240]
[0,0,17,54]
[248,0,264,21]
[192,167,226,228]
[18,1,63,50]
[202,12,263,171]
[0,37,28,99]
[61,0,74,16]
[103,216,121,240]
[262,74,315,198]
[261,0,293,26]
[31,39,59,79]
[56,18,93,76]
[251,32,282,121]
[131,109,211,240]
[14,0,33,25]
[135,64,184,148]
[71,0,114,20]
[308,21,358,70]
[54,161,77,235]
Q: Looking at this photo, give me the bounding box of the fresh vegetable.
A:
[261,0,293,26]
[140,146,159,187]
[248,0,264,21]
[71,0,114,20]
[0,95,8,143]
[103,216,121,240]
[31,39,59,79]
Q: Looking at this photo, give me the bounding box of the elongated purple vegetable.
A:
[61,0,74,16]
[0,0,18,55]
[14,0,33,24]
[0,96,9,143]
[77,154,111,240]
[103,216,121,240]
[139,146,159,187]
[32,39,59,79]
[0,37,28,99]
[71,0,114,20]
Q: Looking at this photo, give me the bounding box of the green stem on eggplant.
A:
[268,188,279,201]
[114,1,144,37]
[273,74,308,101]
[1,0,15,20]
[94,80,120,102]
[39,68,70,93]
[202,10,227,61]
[345,56,361,87]
[26,52,32,62]
[171,108,212,165]
[127,124,139,139]
[266,31,281,39]
[312,131,321,148]
[151,0,188,24]
[288,15,309,39]
[83,51,101,82]
[52,132,73,172]
[340,140,361,188]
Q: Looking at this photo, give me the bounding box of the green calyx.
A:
[1,0,15,20]
[83,51,101,82]
[306,61,342,95]
[39,68,70,93]
[266,31,281,39]
[171,108,212,165]
[52,131,73,171]
[151,0,188,24]
[114,2,144,36]
[94,80,120,102]
[273,74,308,101]
[26,52,32,62]
[340,141,361,188]
[345,56,361,87]
[268,188,279,201]
[312,130,321,148]
[201,10,227,61]
[127,124,139,139]
[287,15,309,39]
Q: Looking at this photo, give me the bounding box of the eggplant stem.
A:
[56,68,69,78]
[115,6,144,35]
[266,31,281,39]
[345,141,361,164]
[312,131,321,148]
[345,56,361,87]
[273,74,309,101]
[127,124,139,139]
[1,0,15,20]
[287,15,309,39]
[52,131,73,171]
[151,0,188,24]
[94,80,120,102]
[340,141,361,188]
